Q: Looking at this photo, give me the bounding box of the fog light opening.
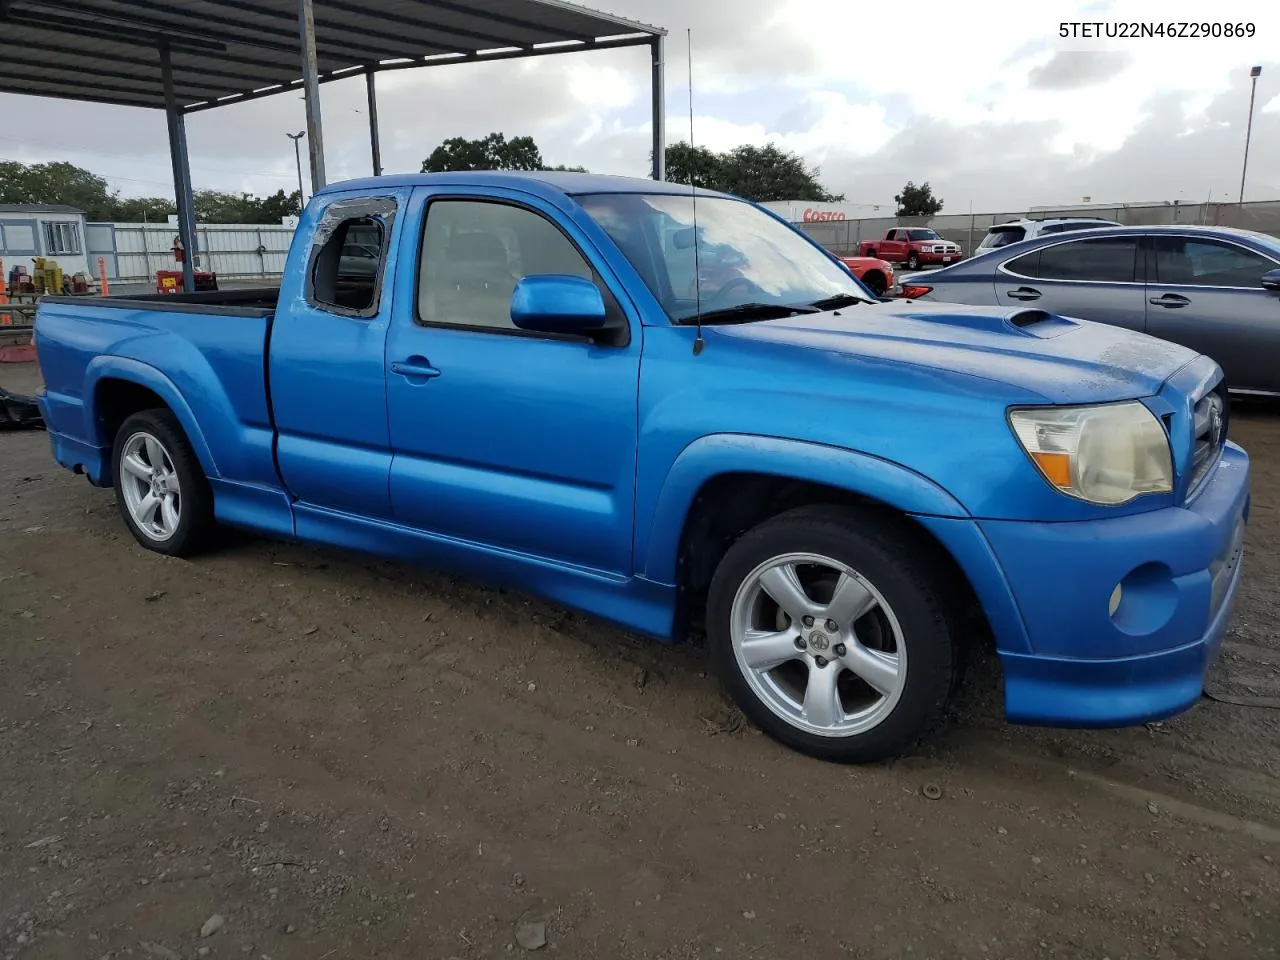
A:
[1109,561,1178,637]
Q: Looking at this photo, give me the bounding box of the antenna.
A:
[687,27,704,356]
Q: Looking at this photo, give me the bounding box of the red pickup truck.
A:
[858,228,963,270]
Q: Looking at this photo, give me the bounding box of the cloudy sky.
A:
[1,0,1277,214]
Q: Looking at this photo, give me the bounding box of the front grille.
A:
[1188,380,1229,496]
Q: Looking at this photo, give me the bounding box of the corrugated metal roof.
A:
[0,203,87,214]
[0,0,664,112]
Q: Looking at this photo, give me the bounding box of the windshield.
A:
[576,193,870,322]
[907,229,941,241]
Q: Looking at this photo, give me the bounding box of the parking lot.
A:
[2,396,1278,959]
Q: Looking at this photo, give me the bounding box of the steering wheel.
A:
[708,276,763,304]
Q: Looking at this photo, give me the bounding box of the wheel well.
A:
[672,472,990,647]
[96,379,168,448]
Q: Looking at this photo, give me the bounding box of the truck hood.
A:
[718,301,1200,404]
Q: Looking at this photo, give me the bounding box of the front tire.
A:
[112,409,216,557]
[706,505,958,763]
[907,252,921,270]
[862,270,887,297]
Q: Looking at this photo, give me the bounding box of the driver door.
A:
[384,187,642,576]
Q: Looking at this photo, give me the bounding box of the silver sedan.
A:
[899,225,1280,396]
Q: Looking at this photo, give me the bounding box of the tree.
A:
[664,142,722,188]
[420,134,589,174]
[0,159,300,223]
[718,144,843,202]
[0,160,117,220]
[661,141,842,202]
[422,132,545,172]
[894,181,943,217]
[192,189,303,224]
[112,197,177,222]
[256,189,303,222]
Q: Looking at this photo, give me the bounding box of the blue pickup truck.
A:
[33,172,1249,763]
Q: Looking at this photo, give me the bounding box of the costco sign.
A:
[802,208,847,222]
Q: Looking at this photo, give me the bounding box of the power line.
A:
[0,157,301,198]
[0,135,299,185]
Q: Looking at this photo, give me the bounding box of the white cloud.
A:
[0,0,1276,210]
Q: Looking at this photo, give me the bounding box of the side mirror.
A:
[510,274,607,334]
[1261,268,1280,291]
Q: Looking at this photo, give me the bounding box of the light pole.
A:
[1239,66,1262,204]
[286,131,306,213]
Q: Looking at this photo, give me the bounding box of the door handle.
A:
[1149,294,1190,308]
[391,357,441,380]
[1007,287,1041,301]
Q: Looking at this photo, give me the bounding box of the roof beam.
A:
[0,15,292,75]
[2,52,225,102]
[23,0,390,61]
[181,32,657,114]
[321,0,544,50]
[528,0,665,35]
[6,0,227,51]
[13,38,291,87]
[419,0,594,42]
[210,0,478,56]
[0,72,163,108]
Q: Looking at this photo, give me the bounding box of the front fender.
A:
[638,433,970,584]
[83,356,219,483]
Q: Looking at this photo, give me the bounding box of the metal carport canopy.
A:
[0,0,668,291]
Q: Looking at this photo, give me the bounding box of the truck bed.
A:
[34,288,279,503]
[40,286,279,317]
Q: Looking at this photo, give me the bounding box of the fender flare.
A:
[639,433,970,584]
[83,356,219,480]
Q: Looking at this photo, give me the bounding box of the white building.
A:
[0,203,92,280]
[758,200,887,223]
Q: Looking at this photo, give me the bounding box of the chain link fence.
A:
[794,201,1280,254]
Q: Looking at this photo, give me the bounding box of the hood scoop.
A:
[883,303,1081,339]
[1005,308,1078,339]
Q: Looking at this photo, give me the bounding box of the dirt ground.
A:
[2,371,1277,960]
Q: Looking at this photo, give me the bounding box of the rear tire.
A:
[112,408,216,557]
[706,505,958,763]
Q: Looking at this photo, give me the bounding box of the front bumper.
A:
[921,441,1249,728]
[916,250,963,265]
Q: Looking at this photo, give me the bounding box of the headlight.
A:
[1009,401,1173,505]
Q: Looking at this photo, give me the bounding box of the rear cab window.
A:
[307,195,398,316]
